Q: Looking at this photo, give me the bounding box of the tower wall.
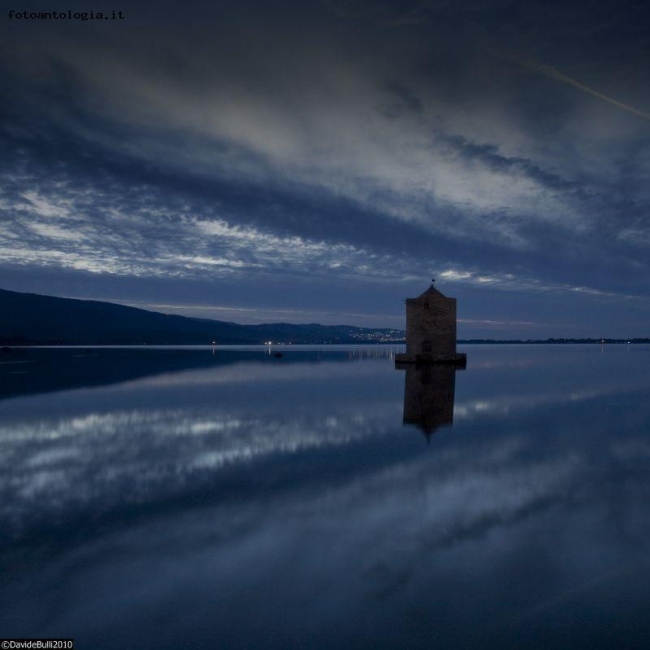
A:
[404,295,456,358]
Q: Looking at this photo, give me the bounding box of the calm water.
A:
[1,344,649,649]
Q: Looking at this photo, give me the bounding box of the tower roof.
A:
[406,284,454,306]
[415,285,448,301]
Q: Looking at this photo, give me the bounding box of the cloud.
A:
[1,161,427,285]
[0,0,649,334]
[0,26,586,242]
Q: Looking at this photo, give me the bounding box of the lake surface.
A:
[1,344,649,649]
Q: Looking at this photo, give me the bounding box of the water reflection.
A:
[2,345,650,649]
[0,345,401,402]
[398,364,462,439]
[0,348,407,557]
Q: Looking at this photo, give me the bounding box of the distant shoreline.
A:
[2,338,649,349]
[2,287,648,347]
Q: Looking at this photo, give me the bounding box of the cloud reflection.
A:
[2,346,650,649]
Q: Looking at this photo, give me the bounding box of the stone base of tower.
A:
[395,352,467,368]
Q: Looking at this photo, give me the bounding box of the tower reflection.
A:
[397,363,463,441]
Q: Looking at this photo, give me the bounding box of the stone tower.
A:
[395,283,466,366]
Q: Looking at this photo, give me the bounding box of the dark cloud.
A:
[1,0,649,335]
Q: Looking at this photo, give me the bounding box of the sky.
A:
[1,0,649,338]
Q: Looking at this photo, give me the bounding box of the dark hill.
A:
[0,288,404,345]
